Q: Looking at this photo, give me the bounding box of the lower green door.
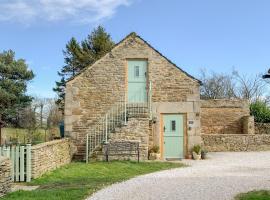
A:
[163,114,184,159]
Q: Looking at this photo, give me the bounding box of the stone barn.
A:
[64,32,256,161]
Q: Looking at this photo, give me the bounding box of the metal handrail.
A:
[86,81,152,163]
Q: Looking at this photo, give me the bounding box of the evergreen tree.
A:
[54,26,114,112]
[0,50,34,125]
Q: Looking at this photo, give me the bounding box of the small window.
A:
[135,66,140,77]
[171,120,176,131]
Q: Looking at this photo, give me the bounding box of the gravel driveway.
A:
[87,152,270,200]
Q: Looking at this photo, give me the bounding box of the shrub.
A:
[193,145,201,154]
[250,101,270,123]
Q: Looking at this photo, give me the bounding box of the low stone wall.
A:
[201,99,250,134]
[0,156,11,197]
[202,134,270,152]
[255,123,270,134]
[31,139,72,179]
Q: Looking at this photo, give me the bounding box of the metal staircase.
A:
[85,82,152,162]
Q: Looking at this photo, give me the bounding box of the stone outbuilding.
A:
[65,32,255,161]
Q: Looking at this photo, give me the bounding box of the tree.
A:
[0,50,34,124]
[250,101,270,123]
[18,106,37,143]
[200,69,236,99]
[54,26,114,112]
[233,71,266,102]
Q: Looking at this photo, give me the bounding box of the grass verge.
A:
[3,161,184,200]
[235,190,270,200]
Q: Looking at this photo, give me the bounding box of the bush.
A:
[250,101,270,123]
[193,145,201,154]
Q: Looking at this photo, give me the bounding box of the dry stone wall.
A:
[201,99,250,134]
[0,156,11,197]
[255,123,270,134]
[65,33,200,159]
[31,139,72,179]
[202,134,270,152]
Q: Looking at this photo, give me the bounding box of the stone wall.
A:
[243,116,255,135]
[201,99,250,134]
[65,33,200,159]
[0,156,11,197]
[109,117,150,160]
[255,123,270,134]
[31,139,72,179]
[202,134,270,152]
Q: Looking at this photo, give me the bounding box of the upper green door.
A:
[163,114,184,159]
[128,60,147,103]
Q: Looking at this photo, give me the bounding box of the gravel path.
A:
[87,152,270,200]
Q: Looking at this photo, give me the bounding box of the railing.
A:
[85,81,152,163]
[0,144,31,182]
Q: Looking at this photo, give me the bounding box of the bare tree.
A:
[200,69,237,99]
[32,97,51,128]
[46,100,63,128]
[233,71,266,102]
[18,106,37,143]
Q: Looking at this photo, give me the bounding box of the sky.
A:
[0,0,270,98]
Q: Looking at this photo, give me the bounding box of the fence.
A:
[0,144,31,182]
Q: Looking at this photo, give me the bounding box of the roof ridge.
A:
[66,32,202,85]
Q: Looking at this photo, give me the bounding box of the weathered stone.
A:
[31,139,72,179]
[201,99,250,134]
[255,123,270,134]
[202,134,270,152]
[0,156,11,197]
[65,33,201,159]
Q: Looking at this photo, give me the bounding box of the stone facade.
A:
[109,117,150,160]
[31,139,72,179]
[65,33,201,159]
[0,156,11,197]
[201,99,250,134]
[255,123,270,134]
[202,134,270,152]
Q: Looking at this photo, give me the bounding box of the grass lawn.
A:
[235,190,270,200]
[3,161,184,200]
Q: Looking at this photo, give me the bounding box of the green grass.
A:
[235,190,270,200]
[2,127,60,144]
[3,161,184,200]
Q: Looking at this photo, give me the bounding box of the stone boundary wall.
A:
[0,156,11,197]
[255,123,270,134]
[202,134,270,152]
[31,139,72,179]
[201,99,250,134]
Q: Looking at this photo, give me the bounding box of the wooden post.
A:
[26,144,31,182]
[20,146,25,182]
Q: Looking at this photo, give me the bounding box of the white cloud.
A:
[0,0,132,24]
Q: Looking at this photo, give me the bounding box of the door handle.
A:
[163,126,166,131]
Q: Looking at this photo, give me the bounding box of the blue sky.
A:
[0,0,270,98]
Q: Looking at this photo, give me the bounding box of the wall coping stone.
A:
[201,99,249,108]
[32,138,70,150]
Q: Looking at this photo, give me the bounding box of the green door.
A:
[128,60,147,103]
[163,114,184,159]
